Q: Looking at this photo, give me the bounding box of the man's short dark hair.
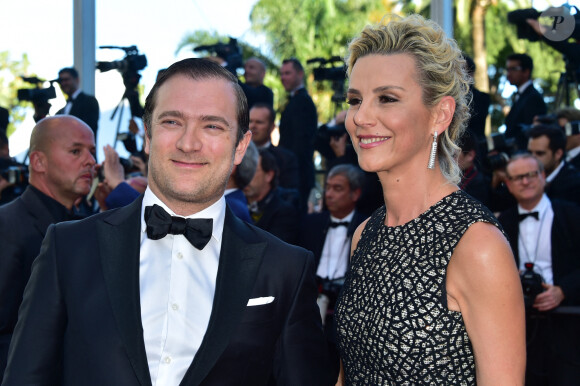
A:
[529,124,566,154]
[58,67,79,79]
[259,148,279,189]
[327,164,364,192]
[556,107,580,123]
[507,53,533,74]
[282,58,304,73]
[143,58,249,144]
[251,102,276,125]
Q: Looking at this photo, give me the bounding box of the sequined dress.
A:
[335,190,502,385]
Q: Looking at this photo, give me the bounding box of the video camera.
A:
[17,76,57,104]
[508,6,580,42]
[307,56,347,103]
[194,38,243,75]
[520,262,544,309]
[96,45,147,90]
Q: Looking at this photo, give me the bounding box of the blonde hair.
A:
[347,14,471,184]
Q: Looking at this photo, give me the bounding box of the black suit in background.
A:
[504,85,546,150]
[545,162,580,206]
[57,92,100,137]
[3,196,334,386]
[263,145,300,191]
[498,200,580,385]
[569,152,580,170]
[251,188,299,245]
[0,186,72,380]
[240,83,274,110]
[278,88,318,212]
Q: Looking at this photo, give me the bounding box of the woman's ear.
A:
[432,96,456,135]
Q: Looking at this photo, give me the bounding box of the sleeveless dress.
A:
[335,190,502,385]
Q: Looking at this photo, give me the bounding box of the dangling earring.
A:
[427,131,438,170]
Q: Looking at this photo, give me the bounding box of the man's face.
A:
[243,156,272,203]
[144,75,250,215]
[506,59,529,88]
[280,62,303,92]
[505,157,546,208]
[58,72,79,97]
[244,59,265,86]
[41,119,96,206]
[249,107,274,146]
[528,135,561,175]
[324,174,359,219]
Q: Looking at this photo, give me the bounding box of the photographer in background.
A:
[498,153,580,385]
[56,67,100,139]
[0,116,96,380]
[556,107,580,169]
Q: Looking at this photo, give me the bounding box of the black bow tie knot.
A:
[144,204,213,250]
[329,221,350,228]
[518,211,539,222]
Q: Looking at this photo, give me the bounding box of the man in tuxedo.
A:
[278,58,318,212]
[498,153,580,385]
[296,164,367,376]
[3,59,333,385]
[56,67,100,138]
[250,102,299,191]
[243,148,299,244]
[0,116,96,380]
[504,53,546,150]
[527,124,580,206]
[556,107,580,169]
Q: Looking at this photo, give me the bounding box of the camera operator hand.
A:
[95,145,125,211]
[526,18,546,36]
[32,100,52,123]
[533,283,565,311]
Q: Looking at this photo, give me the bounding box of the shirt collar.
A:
[518,80,533,94]
[546,160,565,182]
[517,193,550,215]
[567,146,580,162]
[289,85,304,97]
[330,210,355,223]
[69,88,82,101]
[141,187,226,244]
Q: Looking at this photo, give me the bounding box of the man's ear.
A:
[234,131,252,166]
[432,96,456,136]
[351,188,362,203]
[29,151,47,173]
[555,148,564,163]
[144,125,151,155]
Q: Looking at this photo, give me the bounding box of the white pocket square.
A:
[247,296,275,306]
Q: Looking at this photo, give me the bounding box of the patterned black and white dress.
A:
[335,190,502,385]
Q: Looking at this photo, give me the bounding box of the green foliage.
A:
[0,52,31,136]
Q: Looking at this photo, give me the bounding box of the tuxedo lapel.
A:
[181,208,267,385]
[20,188,61,238]
[97,196,152,386]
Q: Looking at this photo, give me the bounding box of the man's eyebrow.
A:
[199,115,232,129]
[157,110,184,120]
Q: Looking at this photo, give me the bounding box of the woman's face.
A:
[345,54,436,174]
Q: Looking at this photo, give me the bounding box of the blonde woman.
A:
[335,15,525,385]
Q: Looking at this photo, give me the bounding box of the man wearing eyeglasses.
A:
[528,124,580,206]
[504,53,547,150]
[498,153,580,384]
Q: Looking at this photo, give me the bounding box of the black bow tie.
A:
[329,221,350,228]
[144,204,213,250]
[518,211,539,222]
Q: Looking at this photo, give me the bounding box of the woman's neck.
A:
[378,166,457,227]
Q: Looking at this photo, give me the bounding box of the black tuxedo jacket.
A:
[57,92,100,136]
[3,197,334,385]
[297,210,367,269]
[498,199,580,305]
[570,152,580,170]
[504,85,546,150]
[0,187,69,380]
[545,162,580,206]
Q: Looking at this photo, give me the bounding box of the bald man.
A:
[240,57,274,109]
[0,116,96,379]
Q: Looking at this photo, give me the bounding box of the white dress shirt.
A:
[63,88,81,115]
[140,188,225,385]
[316,211,354,280]
[518,194,554,284]
[546,160,565,183]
